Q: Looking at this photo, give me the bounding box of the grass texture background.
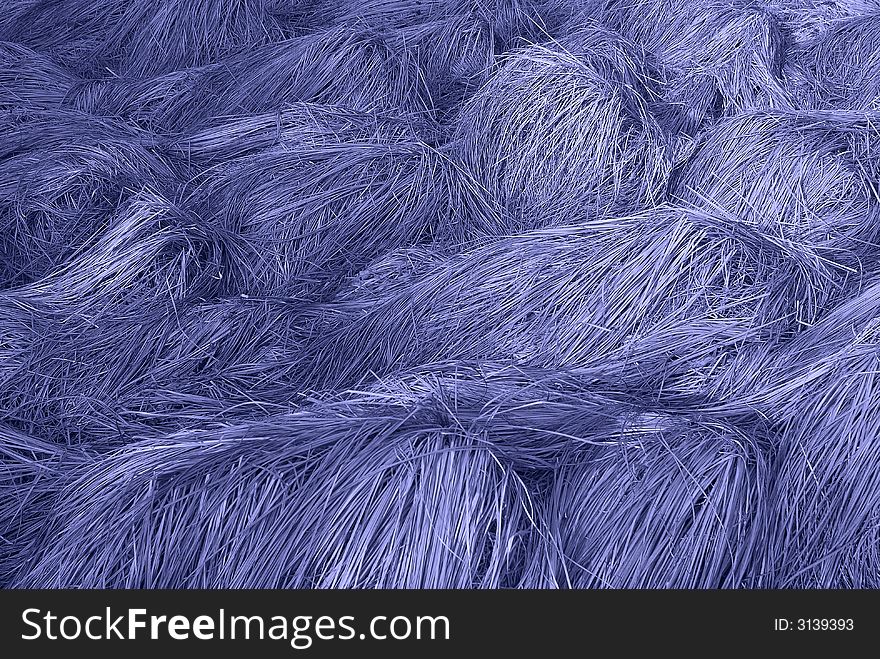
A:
[2,0,880,588]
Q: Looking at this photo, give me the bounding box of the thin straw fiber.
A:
[2,0,880,590]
